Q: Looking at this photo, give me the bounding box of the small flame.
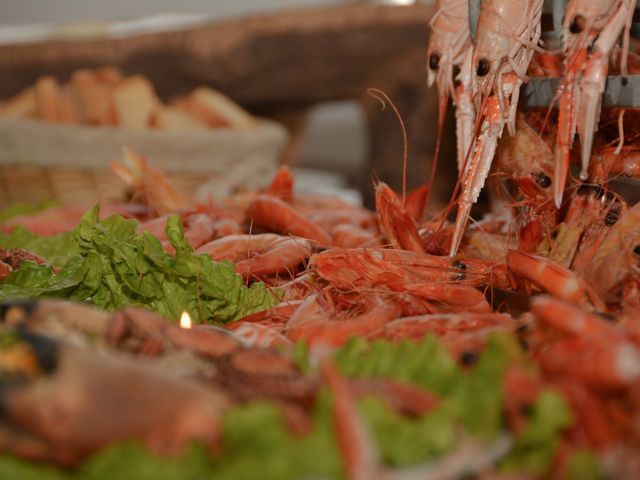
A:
[180,311,192,329]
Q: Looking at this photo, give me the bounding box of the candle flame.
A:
[180,311,192,329]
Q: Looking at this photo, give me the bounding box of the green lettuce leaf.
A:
[0,455,70,480]
[566,450,603,480]
[79,442,213,480]
[447,333,523,439]
[331,333,568,471]
[332,333,521,440]
[0,400,341,480]
[0,227,78,268]
[500,390,572,475]
[217,398,340,480]
[334,336,461,396]
[0,205,279,323]
[359,396,455,466]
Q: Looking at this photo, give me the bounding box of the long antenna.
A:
[367,88,409,202]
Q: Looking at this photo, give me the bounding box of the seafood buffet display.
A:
[1,1,640,478]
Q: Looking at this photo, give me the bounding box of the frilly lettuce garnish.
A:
[0,205,279,323]
[0,334,581,479]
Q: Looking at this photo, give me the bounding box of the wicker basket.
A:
[0,118,288,208]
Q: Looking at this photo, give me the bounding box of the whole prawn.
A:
[553,0,637,207]
[494,112,557,252]
[449,0,544,255]
[427,0,475,173]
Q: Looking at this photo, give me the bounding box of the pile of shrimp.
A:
[3,1,640,474]
[4,131,640,475]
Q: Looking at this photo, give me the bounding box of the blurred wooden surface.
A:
[0,4,456,207]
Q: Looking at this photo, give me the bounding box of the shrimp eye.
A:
[577,184,591,195]
[429,53,440,71]
[476,58,490,77]
[452,260,467,270]
[634,245,640,256]
[452,64,462,87]
[592,185,605,198]
[519,403,533,417]
[569,15,586,34]
[535,173,551,189]
[460,351,478,366]
[604,212,618,226]
[605,205,620,226]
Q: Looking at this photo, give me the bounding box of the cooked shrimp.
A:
[248,194,332,246]
[331,224,383,249]
[286,292,402,348]
[110,147,185,216]
[553,0,637,207]
[375,182,425,253]
[311,247,508,290]
[585,201,640,303]
[321,360,380,480]
[449,0,544,255]
[368,312,512,342]
[196,234,313,279]
[507,250,605,310]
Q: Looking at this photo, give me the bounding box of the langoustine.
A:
[449,0,544,256]
[427,0,475,173]
[553,0,638,207]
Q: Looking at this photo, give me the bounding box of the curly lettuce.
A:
[0,334,581,479]
[0,205,279,323]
